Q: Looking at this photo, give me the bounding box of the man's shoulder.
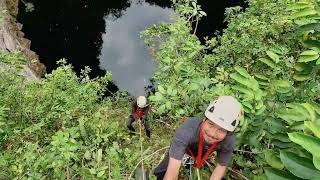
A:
[174,117,201,141]
[219,133,236,151]
[181,117,202,128]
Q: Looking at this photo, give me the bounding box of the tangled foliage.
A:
[143,0,320,179]
[1,0,320,179]
[0,55,171,179]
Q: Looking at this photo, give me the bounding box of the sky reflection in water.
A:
[99,1,173,96]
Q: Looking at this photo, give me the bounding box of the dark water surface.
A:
[18,0,244,96]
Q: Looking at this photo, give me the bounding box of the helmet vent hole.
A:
[231,120,236,126]
[209,106,215,113]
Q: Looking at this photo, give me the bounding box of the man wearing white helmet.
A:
[127,96,151,138]
[154,96,243,180]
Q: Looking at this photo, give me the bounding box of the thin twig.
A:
[66,166,70,180]
[205,161,249,180]
[18,172,28,180]
[128,130,144,136]
[155,119,174,130]
[109,159,111,180]
[128,146,170,180]
[193,17,199,35]
[234,149,262,154]
[227,168,250,180]
[105,88,116,97]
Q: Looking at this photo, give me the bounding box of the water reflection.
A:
[17,0,131,79]
[17,0,244,96]
[99,1,173,96]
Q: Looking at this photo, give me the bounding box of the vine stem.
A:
[227,168,250,180]
[234,149,262,154]
[155,119,174,130]
[128,146,170,180]
[18,172,28,180]
[139,119,145,180]
[205,161,249,180]
[109,159,111,180]
[193,17,199,35]
[66,165,70,180]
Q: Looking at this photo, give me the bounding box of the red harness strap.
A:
[187,122,219,169]
[134,107,144,120]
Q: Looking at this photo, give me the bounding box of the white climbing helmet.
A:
[137,96,147,108]
[205,96,243,132]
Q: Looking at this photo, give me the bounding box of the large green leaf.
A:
[273,80,293,94]
[234,66,251,79]
[255,105,266,116]
[231,85,253,95]
[286,103,310,118]
[293,8,317,19]
[299,23,320,32]
[280,151,320,179]
[305,121,320,138]
[266,51,280,63]
[303,40,320,49]
[293,73,311,81]
[242,101,253,110]
[310,102,320,115]
[300,50,319,56]
[298,50,319,62]
[254,73,269,80]
[294,63,308,72]
[272,140,294,148]
[314,156,320,170]
[287,3,311,11]
[288,132,320,156]
[230,73,259,90]
[273,133,291,143]
[289,121,305,131]
[149,92,164,102]
[277,108,307,124]
[264,150,284,169]
[301,103,316,121]
[258,58,278,69]
[265,119,287,134]
[265,168,301,180]
[158,85,166,94]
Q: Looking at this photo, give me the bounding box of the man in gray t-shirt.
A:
[154,96,243,180]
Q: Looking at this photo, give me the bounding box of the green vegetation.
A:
[0,55,172,179]
[143,0,320,179]
[1,0,320,179]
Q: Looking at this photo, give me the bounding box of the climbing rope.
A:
[139,118,146,180]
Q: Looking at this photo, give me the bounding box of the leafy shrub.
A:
[143,0,320,179]
[0,55,171,179]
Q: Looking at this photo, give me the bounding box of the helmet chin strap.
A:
[202,117,208,122]
[187,121,219,169]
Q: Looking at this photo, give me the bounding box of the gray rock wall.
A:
[0,0,45,80]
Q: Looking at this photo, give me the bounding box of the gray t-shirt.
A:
[154,118,236,174]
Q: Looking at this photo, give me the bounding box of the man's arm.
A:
[210,163,226,180]
[131,99,136,114]
[142,105,149,121]
[163,119,196,179]
[163,158,181,180]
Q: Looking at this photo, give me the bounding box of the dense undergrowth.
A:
[1,0,320,179]
[143,0,320,179]
[0,55,173,179]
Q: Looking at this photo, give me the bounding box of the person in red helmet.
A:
[154,96,243,180]
[127,96,151,138]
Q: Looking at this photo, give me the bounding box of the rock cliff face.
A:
[0,0,45,80]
